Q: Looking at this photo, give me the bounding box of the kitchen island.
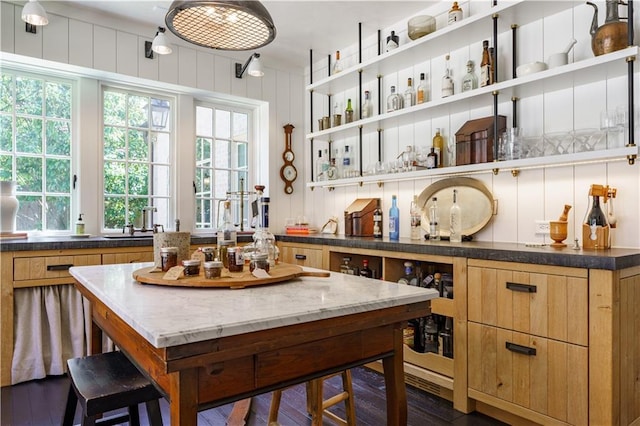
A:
[69,262,437,426]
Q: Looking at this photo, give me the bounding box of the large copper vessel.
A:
[586,1,628,56]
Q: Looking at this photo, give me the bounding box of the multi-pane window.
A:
[0,71,73,232]
[195,104,250,230]
[102,88,172,231]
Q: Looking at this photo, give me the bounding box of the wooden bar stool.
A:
[269,370,356,426]
[61,350,164,426]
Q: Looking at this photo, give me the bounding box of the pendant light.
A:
[165,1,276,51]
[21,0,49,26]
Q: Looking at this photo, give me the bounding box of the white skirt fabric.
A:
[11,284,90,384]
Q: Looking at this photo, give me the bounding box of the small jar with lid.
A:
[218,240,232,268]
[160,247,178,272]
[227,246,244,272]
[203,260,223,279]
[249,253,270,273]
[201,246,216,261]
[182,259,201,276]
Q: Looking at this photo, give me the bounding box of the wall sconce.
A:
[235,53,263,79]
[21,0,48,34]
[150,99,171,129]
[145,27,172,59]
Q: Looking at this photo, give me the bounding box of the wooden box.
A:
[455,115,506,165]
[344,198,378,237]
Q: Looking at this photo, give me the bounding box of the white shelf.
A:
[306,146,638,189]
[307,46,639,141]
[306,0,576,96]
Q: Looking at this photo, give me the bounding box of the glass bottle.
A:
[326,157,338,180]
[433,128,444,168]
[404,77,416,107]
[333,50,343,74]
[488,47,495,85]
[316,149,328,181]
[217,200,237,246]
[362,90,373,118]
[398,261,418,285]
[359,259,373,278]
[389,195,400,241]
[441,317,454,358]
[429,197,441,241]
[417,73,427,104]
[402,145,415,171]
[442,54,454,98]
[410,195,422,241]
[461,60,478,92]
[424,315,439,354]
[373,199,383,239]
[386,30,399,52]
[342,145,353,178]
[339,256,353,274]
[448,1,463,25]
[426,147,438,169]
[344,98,354,123]
[387,85,403,112]
[450,189,462,243]
[587,195,608,227]
[480,40,491,87]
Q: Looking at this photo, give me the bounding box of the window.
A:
[0,71,73,232]
[101,87,172,231]
[194,104,250,230]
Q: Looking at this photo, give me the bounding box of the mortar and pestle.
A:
[550,204,571,248]
[547,38,577,69]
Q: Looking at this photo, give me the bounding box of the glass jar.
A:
[227,246,244,272]
[218,240,232,269]
[201,246,216,261]
[181,259,201,276]
[249,253,270,273]
[160,247,178,272]
[203,260,223,279]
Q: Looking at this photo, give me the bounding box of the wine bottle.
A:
[359,259,373,278]
[587,195,607,227]
[449,189,462,243]
[417,73,427,104]
[429,197,440,241]
[344,98,354,123]
[386,30,399,52]
[333,50,343,74]
[362,90,373,118]
[426,147,438,169]
[386,85,403,112]
[404,77,416,107]
[373,199,383,238]
[410,195,422,241]
[389,195,400,241]
[441,317,454,358]
[480,41,491,87]
[433,128,444,168]
[442,54,454,98]
[461,60,478,92]
[448,1,463,25]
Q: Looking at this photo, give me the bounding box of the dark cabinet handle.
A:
[506,282,537,293]
[505,342,536,356]
[47,264,73,271]
[295,254,307,260]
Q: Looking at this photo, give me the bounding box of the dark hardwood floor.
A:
[1,366,505,425]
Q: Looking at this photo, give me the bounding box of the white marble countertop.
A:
[70,262,437,349]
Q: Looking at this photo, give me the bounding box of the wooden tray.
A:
[132,263,329,289]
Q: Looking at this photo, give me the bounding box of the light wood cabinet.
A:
[101,248,154,265]
[13,253,101,287]
[277,242,326,269]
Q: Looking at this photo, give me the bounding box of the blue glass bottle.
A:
[389,195,400,241]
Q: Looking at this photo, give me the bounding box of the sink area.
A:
[103,234,155,239]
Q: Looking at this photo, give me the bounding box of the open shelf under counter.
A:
[306,0,575,96]
[306,46,639,142]
[307,145,638,189]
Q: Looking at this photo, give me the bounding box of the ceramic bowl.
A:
[408,15,436,40]
[516,61,548,77]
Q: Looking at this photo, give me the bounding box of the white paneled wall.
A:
[0,0,304,235]
[304,1,640,249]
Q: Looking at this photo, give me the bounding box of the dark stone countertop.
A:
[2,233,638,271]
[276,234,640,271]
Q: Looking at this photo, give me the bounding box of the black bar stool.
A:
[61,350,164,426]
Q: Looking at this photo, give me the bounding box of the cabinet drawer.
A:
[468,265,588,346]
[102,250,154,265]
[13,254,101,282]
[279,245,323,269]
[468,323,588,425]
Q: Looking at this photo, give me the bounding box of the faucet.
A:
[141,206,157,232]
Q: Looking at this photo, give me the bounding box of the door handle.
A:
[506,282,537,293]
[505,341,536,356]
[295,254,307,260]
[47,264,73,271]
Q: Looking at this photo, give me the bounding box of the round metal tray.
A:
[417,177,495,237]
